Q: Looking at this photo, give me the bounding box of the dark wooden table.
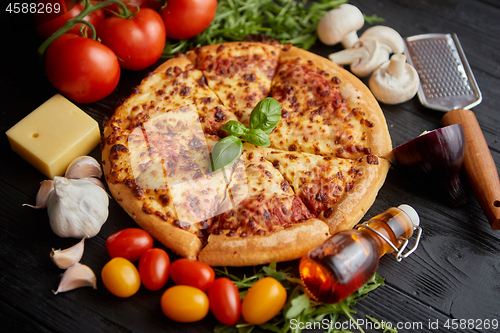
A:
[1,1,499,332]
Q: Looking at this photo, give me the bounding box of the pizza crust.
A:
[198,218,330,266]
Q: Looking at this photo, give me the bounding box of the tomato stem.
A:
[37,0,133,62]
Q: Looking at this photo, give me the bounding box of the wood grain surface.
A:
[1,1,499,332]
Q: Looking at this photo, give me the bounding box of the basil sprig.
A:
[209,97,281,173]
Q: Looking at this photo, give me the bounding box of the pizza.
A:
[101,41,392,267]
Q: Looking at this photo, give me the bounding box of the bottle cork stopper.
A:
[398,204,420,227]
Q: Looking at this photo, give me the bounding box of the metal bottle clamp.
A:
[356,223,423,262]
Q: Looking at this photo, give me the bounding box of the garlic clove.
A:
[50,238,85,269]
[53,263,97,294]
[23,179,54,209]
[81,177,107,191]
[65,156,103,179]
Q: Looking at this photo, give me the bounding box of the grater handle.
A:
[442,109,500,230]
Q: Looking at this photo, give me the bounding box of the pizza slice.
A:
[254,146,390,233]
[198,143,330,267]
[269,46,392,159]
[186,42,281,127]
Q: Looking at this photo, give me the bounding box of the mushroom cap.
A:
[357,25,405,54]
[369,54,420,104]
[317,4,364,47]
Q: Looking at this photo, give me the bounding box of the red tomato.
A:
[169,258,215,292]
[160,0,217,40]
[106,228,154,261]
[98,8,166,70]
[138,248,170,291]
[208,277,242,325]
[34,1,105,40]
[45,33,120,103]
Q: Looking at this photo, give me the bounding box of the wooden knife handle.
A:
[442,109,500,230]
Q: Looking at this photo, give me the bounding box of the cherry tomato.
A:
[241,277,287,325]
[98,8,166,70]
[160,0,217,40]
[169,258,215,292]
[101,257,141,298]
[34,1,105,40]
[106,228,154,261]
[45,33,120,103]
[138,248,170,291]
[161,285,209,323]
[208,277,242,325]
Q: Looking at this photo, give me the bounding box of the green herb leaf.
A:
[249,97,282,134]
[222,120,249,137]
[242,128,271,147]
[285,293,310,319]
[210,135,243,173]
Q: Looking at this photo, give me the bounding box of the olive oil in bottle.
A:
[299,204,421,304]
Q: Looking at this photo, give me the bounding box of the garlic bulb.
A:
[47,177,109,238]
[53,263,97,294]
[51,238,85,269]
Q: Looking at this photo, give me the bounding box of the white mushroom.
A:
[317,4,364,48]
[356,25,405,55]
[329,39,388,77]
[368,54,420,104]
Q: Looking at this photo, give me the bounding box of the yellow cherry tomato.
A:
[161,285,209,323]
[241,277,287,325]
[101,257,141,298]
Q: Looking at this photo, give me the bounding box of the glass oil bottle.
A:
[299,204,422,304]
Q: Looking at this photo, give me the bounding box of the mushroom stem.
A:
[386,54,407,78]
[341,31,360,49]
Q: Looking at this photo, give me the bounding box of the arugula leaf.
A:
[215,262,393,333]
[162,0,349,58]
[210,135,243,173]
[249,97,282,134]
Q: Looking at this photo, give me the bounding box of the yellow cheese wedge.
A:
[6,94,101,179]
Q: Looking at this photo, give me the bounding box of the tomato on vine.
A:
[160,0,217,40]
[98,8,166,70]
[45,33,120,103]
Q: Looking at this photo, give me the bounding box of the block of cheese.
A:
[6,94,101,179]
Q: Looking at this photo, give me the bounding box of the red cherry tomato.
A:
[160,0,217,40]
[98,8,166,70]
[34,1,105,40]
[45,33,120,103]
[208,277,242,325]
[106,228,154,261]
[169,258,215,292]
[138,248,170,291]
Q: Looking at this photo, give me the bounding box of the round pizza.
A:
[101,42,392,267]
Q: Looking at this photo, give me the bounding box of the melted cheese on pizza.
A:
[187,42,281,126]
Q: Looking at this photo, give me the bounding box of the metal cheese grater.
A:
[404,33,482,112]
[404,33,500,230]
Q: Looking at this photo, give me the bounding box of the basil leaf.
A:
[242,128,271,147]
[249,97,281,134]
[221,120,248,137]
[209,136,243,173]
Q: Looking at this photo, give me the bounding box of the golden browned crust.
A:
[198,218,330,267]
